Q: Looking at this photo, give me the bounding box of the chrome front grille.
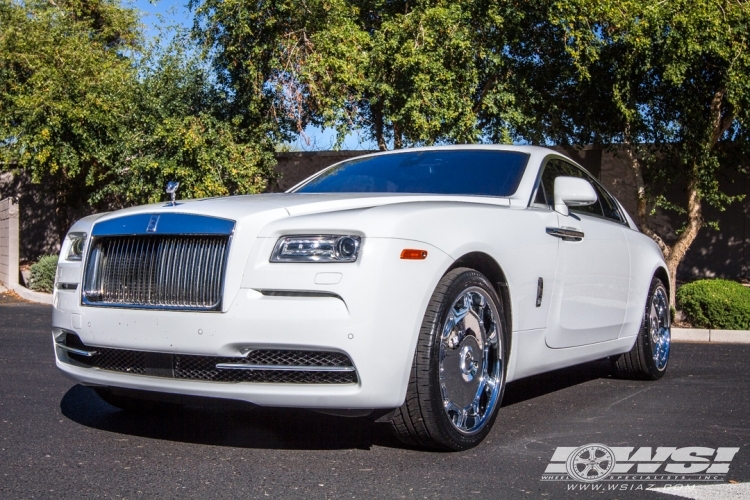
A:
[83,235,230,310]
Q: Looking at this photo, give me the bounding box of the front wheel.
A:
[611,276,671,380]
[390,268,507,450]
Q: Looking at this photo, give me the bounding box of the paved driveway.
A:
[1,295,748,499]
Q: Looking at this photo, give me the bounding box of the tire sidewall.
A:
[425,269,508,450]
[640,277,670,380]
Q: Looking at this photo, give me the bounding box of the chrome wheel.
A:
[649,285,670,371]
[610,276,670,380]
[439,287,503,435]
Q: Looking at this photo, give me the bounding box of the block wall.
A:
[0,197,19,287]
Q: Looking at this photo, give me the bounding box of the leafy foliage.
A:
[0,0,277,241]
[507,0,750,302]
[0,0,141,231]
[540,0,750,197]
[29,255,58,293]
[190,0,531,148]
[96,30,277,206]
[677,279,750,330]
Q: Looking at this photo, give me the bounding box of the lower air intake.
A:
[61,333,357,384]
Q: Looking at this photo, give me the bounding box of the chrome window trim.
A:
[527,155,555,208]
[590,179,628,226]
[578,177,628,226]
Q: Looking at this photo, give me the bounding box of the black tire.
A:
[94,387,180,413]
[389,268,508,451]
[610,276,671,380]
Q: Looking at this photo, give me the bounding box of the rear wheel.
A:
[390,268,507,450]
[611,277,671,380]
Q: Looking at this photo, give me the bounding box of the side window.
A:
[592,182,625,223]
[540,159,603,217]
[540,160,565,207]
[533,182,547,205]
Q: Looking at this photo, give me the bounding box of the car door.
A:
[538,159,631,348]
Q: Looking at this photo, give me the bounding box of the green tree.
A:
[190,0,369,146]
[359,1,518,149]
[0,0,141,238]
[0,0,278,242]
[190,0,530,149]
[530,0,750,303]
[98,29,277,206]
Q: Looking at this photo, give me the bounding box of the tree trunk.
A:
[54,192,69,250]
[664,172,703,307]
[625,147,702,308]
[372,102,387,151]
[622,142,669,255]
[621,87,731,307]
[393,122,403,149]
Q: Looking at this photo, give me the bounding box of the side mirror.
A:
[553,176,597,216]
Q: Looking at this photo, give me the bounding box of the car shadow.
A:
[60,359,613,451]
[60,384,400,451]
[502,358,613,407]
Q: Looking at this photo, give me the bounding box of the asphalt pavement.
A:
[1,294,748,499]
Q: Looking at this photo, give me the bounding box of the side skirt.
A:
[506,329,637,382]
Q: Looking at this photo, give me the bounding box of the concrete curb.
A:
[8,283,53,305]
[672,327,750,344]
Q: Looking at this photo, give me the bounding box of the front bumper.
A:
[53,238,452,409]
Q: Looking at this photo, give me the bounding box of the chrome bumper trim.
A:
[215,363,356,372]
[55,342,98,357]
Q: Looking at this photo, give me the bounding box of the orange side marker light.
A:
[400,249,428,260]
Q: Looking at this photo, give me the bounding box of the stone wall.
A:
[272,151,379,192]
[0,197,19,287]
[0,172,60,263]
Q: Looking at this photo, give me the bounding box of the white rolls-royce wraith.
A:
[52,146,671,450]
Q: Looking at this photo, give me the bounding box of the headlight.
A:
[271,235,361,263]
[66,232,87,261]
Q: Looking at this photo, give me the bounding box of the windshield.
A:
[293,150,529,197]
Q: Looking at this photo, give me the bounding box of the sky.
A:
[131,0,377,151]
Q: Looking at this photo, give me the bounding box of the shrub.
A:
[676,279,750,330]
[29,255,58,293]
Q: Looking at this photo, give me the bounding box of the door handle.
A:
[546,227,584,241]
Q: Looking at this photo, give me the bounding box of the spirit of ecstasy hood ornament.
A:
[166,181,180,206]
